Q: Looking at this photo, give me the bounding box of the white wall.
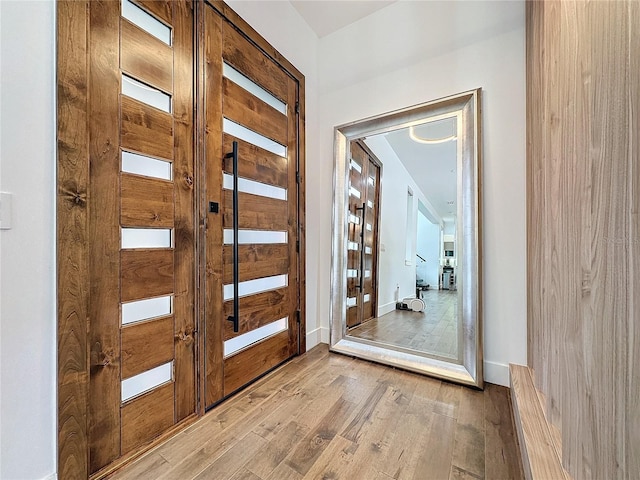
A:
[318,1,526,386]
[225,1,324,346]
[416,211,440,289]
[0,1,57,479]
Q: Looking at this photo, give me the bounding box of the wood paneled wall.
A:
[527,1,639,479]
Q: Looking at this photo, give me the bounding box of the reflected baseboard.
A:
[377,301,396,317]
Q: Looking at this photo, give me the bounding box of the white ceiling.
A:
[290,1,396,38]
[374,118,458,224]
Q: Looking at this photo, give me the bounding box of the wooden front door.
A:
[202,4,302,408]
[347,142,381,328]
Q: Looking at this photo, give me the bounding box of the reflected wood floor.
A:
[110,345,523,480]
[350,290,458,358]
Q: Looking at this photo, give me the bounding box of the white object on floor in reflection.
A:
[403,297,426,312]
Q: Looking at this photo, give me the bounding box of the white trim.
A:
[306,327,322,349]
[320,326,330,344]
[305,327,329,350]
[40,474,57,480]
[484,360,509,387]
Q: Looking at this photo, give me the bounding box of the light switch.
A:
[0,192,13,230]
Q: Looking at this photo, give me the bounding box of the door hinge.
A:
[296,171,300,184]
[295,102,300,114]
[296,310,301,324]
[296,239,300,252]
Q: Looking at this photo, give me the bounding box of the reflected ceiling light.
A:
[409,125,457,144]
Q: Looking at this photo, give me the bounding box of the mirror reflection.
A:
[330,89,481,387]
[345,115,461,361]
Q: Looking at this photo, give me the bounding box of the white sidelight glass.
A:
[348,214,360,224]
[122,228,172,249]
[223,119,287,158]
[364,294,371,302]
[122,295,172,325]
[223,274,288,301]
[349,186,361,199]
[121,361,173,402]
[122,151,172,180]
[347,269,358,278]
[121,0,172,45]
[366,223,373,231]
[223,229,287,245]
[365,246,372,255]
[349,159,362,173]
[223,173,287,200]
[347,297,357,307]
[367,200,374,209]
[223,63,287,115]
[365,270,371,278]
[224,318,288,357]
[122,75,171,112]
[348,241,359,251]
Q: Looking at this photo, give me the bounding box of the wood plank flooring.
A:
[109,345,523,480]
[349,290,458,359]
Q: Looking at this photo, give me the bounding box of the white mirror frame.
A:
[330,89,483,388]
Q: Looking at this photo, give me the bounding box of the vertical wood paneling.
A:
[172,0,196,423]
[88,0,122,471]
[527,1,636,478]
[57,2,89,478]
[203,6,224,408]
[627,3,640,476]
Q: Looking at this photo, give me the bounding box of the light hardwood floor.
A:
[349,290,458,359]
[110,345,523,480]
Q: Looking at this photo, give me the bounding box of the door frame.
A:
[56,1,306,477]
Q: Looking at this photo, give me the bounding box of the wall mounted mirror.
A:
[330,89,483,388]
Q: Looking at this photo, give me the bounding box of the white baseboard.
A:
[42,473,57,480]
[306,327,329,350]
[484,360,510,387]
[377,301,396,317]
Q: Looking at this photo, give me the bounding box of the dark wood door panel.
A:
[222,25,289,103]
[121,174,175,227]
[120,19,173,94]
[223,330,291,394]
[121,96,174,160]
[222,134,288,188]
[204,9,301,410]
[121,316,174,379]
[121,249,174,302]
[223,287,290,339]
[222,77,288,146]
[223,190,289,230]
[121,382,175,453]
[223,243,289,283]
